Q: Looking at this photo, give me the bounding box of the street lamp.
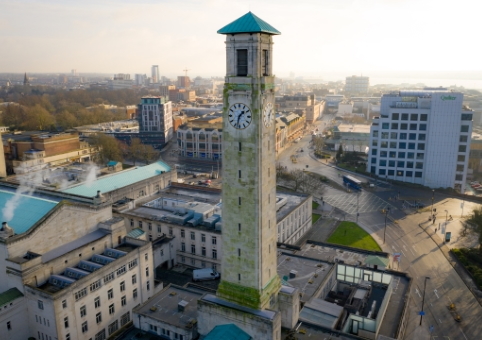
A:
[383,207,391,244]
[445,209,448,223]
[420,276,431,325]
[431,190,434,213]
[356,191,360,223]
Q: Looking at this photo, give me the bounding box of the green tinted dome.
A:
[218,12,280,35]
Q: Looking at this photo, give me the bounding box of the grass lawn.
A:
[312,214,321,224]
[327,221,382,251]
[312,201,320,210]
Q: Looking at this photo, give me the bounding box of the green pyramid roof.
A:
[218,12,280,35]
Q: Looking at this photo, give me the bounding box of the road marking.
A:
[433,289,439,299]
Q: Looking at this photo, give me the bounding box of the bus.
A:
[343,175,362,190]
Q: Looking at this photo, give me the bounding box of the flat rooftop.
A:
[135,284,203,329]
[277,253,333,303]
[295,242,371,266]
[0,189,59,234]
[61,161,171,197]
[336,124,371,134]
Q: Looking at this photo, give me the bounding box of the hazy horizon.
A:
[2,0,480,80]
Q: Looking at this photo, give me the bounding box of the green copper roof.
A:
[218,12,280,35]
[204,324,252,340]
[0,288,23,307]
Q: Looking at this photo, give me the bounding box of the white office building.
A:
[345,75,369,95]
[367,89,473,191]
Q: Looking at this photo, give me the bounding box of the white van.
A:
[192,268,220,282]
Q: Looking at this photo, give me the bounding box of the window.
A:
[381,132,389,139]
[460,135,468,142]
[38,300,44,310]
[212,236,217,245]
[397,161,405,167]
[389,151,396,158]
[399,142,406,149]
[418,134,426,141]
[109,304,115,315]
[380,151,387,157]
[410,123,417,130]
[130,219,133,227]
[181,229,185,238]
[416,162,424,169]
[417,143,425,150]
[120,281,125,292]
[400,123,407,130]
[148,223,152,231]
[80,305,86,317]
[399,133,407,140]
[237,49,248,76]
[132,274,137,284]
[401,113,409,121]
[120,312,131,327]
[457,164,464,172]
[391,123,398,129]
[461,113,473,121]
[388,170,394,176]
[147,281,150,291]
[373,130,379,137]
[408,143,415,150]
[160,249,164,256]
[262,49,269,75]
[146,267,150,277]
[390,132,397,139]
[95,297,101,308]
[409,133,416,140]
[406,161,414,168]
[7,321,11,330]
[459,145,467,152]
[138,221,143,229]
[239,170,242,179]
[415,171,423,178]
[212,249,217,259]
[121,295,126,306]
[238,142,242,151]
[379,160,387,166]
[407,152,414,159]
[397,170,404,176]
[458,155,465,162]
[389,142,397,148]
[62,300,67,309]
[64,317,69,328]
[456,174,463,181]
[420,114,428,121]
[108,289,113,300]
[82,321,88,333]
[133,289,138,299]
[371,148,377,155]
[238,197,241,205]
[117,265,126,276]
[381,141,388,148]
[181,242,186,252]
[150,324,158,332]
[406,171,413,177]
[181,256,185,263]
[410,113,418,121]
[66,334,70,340]
[95,329,106,340]
[416,153,424,160]
[382,123,389,129]
[388,160,395,167]
[201,234,206,242]
[372,140,378,147]
[392,113,399,120]
[157,225,162,233]
[419,124,427,131]
[238,248,241,257]
[378,169,386,175]
[202,247,206,256]
[190,232,195,240]
[108,320,119,336]
[96,312,102,324]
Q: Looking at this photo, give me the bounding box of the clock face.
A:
[263,103,274,127]
[228,103,252,129]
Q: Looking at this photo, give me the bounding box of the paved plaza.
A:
[323,188,397,215]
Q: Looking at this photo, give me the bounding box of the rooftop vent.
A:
[178,300,188,312]
[0,222,14,237]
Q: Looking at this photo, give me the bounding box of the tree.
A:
[55,110,78,130]
[127,138,144,165]
[24,104,55,130]
[466,206,482,253]
[92,134,123,164]
[312,135,325,154]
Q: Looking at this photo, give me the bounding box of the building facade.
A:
[345,75,369,95]
[367,89,472,191]
[137,96,173,148]
[151,66,159,84]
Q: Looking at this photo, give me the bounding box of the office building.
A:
[137,96,173,148]
[367,89,473,191]
[151,66,159,84]
[345,75,369,95]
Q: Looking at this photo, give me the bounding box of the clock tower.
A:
[216,12,281,310]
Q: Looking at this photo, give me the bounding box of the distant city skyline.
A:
[2,0,480,80]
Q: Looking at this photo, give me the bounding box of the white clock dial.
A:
[228,103,252,129]
[263,102,274,127]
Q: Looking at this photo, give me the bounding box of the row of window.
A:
[180,230,217,244]
[377,169,423,177]
[373,151,425,159]
[180,243,217,258]
[381,123,427,131]
[149,324,185,340]
[390,113,428,121]
[375,160,424,169]
[180,256,217,271]
[64,312,130,340]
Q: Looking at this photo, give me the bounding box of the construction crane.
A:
[183,68,190,77]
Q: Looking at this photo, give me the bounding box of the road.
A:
[276,115,482,339]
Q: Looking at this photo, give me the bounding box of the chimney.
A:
[0,222,14,237]
[178,300,188,312]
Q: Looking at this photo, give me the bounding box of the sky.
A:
[1,0,481,82]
